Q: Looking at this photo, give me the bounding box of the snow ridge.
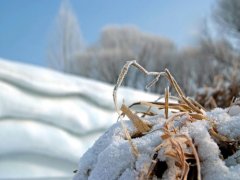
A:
[0,59,158,178]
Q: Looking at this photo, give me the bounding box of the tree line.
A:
[47,0,240,96]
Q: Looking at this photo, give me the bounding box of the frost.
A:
[74,106,240,180]
[74,61,240,180]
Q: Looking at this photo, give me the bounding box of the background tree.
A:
[213,0,240,67]
[74,26,178,93]
[47,0,240,98]
[214,0,240,40]
[47,0,84,72]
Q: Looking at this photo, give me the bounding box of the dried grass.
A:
[195,75,240,109]
[113,60,239,180]
[121,104,151,134]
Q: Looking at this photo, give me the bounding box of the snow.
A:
[228,105,240,116]
[208,108,240,139]
[74,107,240,180]
[0,58,159,179]
[1,58,239,179]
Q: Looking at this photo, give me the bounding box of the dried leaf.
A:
[121,104,151,133]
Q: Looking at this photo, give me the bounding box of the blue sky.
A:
[0,0,215,66]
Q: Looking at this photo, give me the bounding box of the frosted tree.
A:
[47,0,84,72]
[213,0,240,68]
[73,26,178,93]
[214,0,240,39]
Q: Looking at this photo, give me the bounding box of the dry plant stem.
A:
[166,112,187,125]
[113,60,163,115]
[184,135,201,180]
[165,87,169,119]
[173,140,188,180]
[113,60,205,117]
[121,104,151,133]
[133,101,193,112]
[119,116,139,157]
[139,95,165,118]
[153,134,201,180]
[140,94,180,118]
[182,97,203,114]
[164,69,204,115]
[209,127,232,142]
[188,97,207,112]
[146,155,158,178]
[188,113,207,120]
[152,95,181,103]
[164,69,185,98]
[112,61,206,179]
[148,111,201,179]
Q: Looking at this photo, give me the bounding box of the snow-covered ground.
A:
[74,107,240,180]
[0,58,159,179]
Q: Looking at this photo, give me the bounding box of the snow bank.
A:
[74,106,240,180]
[0,58,158,179]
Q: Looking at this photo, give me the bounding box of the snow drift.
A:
[74,108,240,180]
[0,58,158,179]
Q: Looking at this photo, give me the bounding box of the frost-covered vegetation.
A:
[74,61,240,180]
[75,109,240,180]
[44,0,240,179]
[74,108,240,180]
[48,0,240,99]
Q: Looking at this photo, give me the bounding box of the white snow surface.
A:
[74,107,240,180]
[0,58,159,179]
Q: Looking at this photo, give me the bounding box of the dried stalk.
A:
[112,60,233,180]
